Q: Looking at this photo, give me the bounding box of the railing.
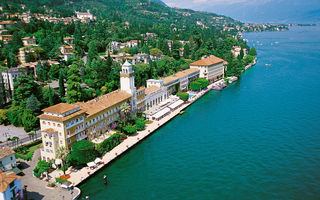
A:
[0,132,42,148]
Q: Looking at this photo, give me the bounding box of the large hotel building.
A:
[38,56,224,161]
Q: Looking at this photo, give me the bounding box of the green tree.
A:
[0,75,6,105]
[135,117,146,131]
[25,94,41,113]
[249,47,257,56]
[172,40,181,60]
[36,61,47,82]
[66,62,83,103]
[42,86,59,107]
[149,48,163,57]
[59,69,65,97]
[22,109,39,132]
[87,40,99,64]
[13,74,40,106]
[69,140,98,166]
[176,92,189,101]
[56,147,70,175]
[190,81,201,91]
[183,43,190,59]
[238,48,244,60]
[48,64,60,80]
[0,109,8,125]
[123,124,136,135]
[120,102,131,123]
[7,106,23,127]
[197,78,209,89]
[36,160,50,178]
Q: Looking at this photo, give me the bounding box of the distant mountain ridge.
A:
[151,0,167,6]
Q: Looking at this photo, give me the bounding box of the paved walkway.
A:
[67,81,218,186]
[0,125,27,142]
[20,149,79,200]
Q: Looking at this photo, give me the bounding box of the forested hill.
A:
[5,0,243,36]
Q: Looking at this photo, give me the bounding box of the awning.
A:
[169,100,184,110]
[11,167,22,175]
[87,162,96,168]
[94,158,102,164]
[61,182,73,189]
[152,107,170,120]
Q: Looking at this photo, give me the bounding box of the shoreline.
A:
[68,80,219,187]
[65,60,257,188]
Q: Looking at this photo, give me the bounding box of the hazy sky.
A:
[162,0,320,23]
[163,0,271,9]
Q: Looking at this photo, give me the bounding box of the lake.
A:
[79,26,320,199]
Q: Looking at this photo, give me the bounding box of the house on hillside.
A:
[63,36,74,45]
[22,36,36,46]
[0,35,12,44]
[0,147,17,173]
[0,170,24,200]
[75,10,93,22]
[1,67,28,92]
[190,55,225,82]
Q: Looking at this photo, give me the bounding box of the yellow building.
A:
[38,61,142,161]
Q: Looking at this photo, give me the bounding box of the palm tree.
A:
[120,102,131,122]
[56,147,70,176]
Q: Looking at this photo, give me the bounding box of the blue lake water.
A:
[79,26,320,199]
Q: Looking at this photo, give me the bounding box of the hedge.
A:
[15,142,42,161]
[176,92,189,102]
[97,133,126,154]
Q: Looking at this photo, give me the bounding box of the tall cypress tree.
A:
[6,71,12,99]
[59,69,65,97]
[0,75,6,105]
[48,87,54,106]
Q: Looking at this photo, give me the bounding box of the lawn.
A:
[14,140,42,161]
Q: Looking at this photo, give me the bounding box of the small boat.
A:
[265,64,271,66]
[179,111,184,115]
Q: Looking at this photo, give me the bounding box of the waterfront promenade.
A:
[67,79,222,186]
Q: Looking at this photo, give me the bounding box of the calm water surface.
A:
[80,26,320,199]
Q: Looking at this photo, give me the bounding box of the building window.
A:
[60,140,62,144]
[48,122,51,125]
[57,124,61,127]
[42,121,46,124]
[53,123,55,126]
[10,156,13,160]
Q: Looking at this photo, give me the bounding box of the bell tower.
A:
[120,60,137,110]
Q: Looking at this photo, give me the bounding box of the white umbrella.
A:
[87,162,96,168]
[94,158,102,164]
[55,159,62,165]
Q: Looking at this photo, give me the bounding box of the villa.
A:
[59,45,74,61]
[190,55,225,82]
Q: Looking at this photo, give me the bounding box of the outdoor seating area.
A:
[145,95,182,120]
